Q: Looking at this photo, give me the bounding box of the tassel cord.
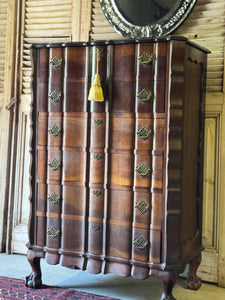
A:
[96,49,100,74]
[88,48,104,102]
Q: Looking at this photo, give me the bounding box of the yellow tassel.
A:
[88,49,104,102]
[88,73,104,102]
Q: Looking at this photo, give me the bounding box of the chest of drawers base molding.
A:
[26,37,209,299]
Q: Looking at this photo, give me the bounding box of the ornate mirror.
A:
[99,0,197,38]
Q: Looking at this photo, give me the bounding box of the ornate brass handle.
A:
[48,90,62,103]
[48,124,61,137]
[135,201,150,215]
[137,89,152,102]
[94,119,103,126]
[133,237,148,250]
[93,190,102,197]
[135,164,152,177]
[47,192,61,205]
[91,224,100,231]
[47,226,60,239]
[48,159,61,171]
[138,52,153,66]
[94,154,102,161]
[137,127,152,140]
[50,56,63,69]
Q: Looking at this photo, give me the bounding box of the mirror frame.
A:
[99,0,197,38]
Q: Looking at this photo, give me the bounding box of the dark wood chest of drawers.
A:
[26,37,208,299]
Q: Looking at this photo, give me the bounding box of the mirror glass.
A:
[115,0,180,26]
[100,0,197,38]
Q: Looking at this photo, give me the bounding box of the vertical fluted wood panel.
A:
[131,42,154,279]
[45,47,64,264]
[35,48,49,249]
[61,45,89,269]
[87,44,108,273]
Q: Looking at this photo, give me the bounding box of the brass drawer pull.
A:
[47,192,61,205]
[49,90,62,104]
[135,201,150,215]
[50,56,63,69]
[133,237,148,250]
[94,154,102,161]
[94,119,103,126]
[48,159,61,171]
[47,227,60,239]
[48,124,61,137]
[137,127,152,140]
[138,52,153,65]
[93,190,102,197]
[91,224,100,231]
[135,164,152,177]
[137,89,152,102]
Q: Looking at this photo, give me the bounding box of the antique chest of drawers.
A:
[26,37,208,299]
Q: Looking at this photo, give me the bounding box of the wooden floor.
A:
[0,253,225,300]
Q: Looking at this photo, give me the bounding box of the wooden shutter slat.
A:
[175,0,225,92]
[21,0,73,95]
[26,11,71,19]
[23,37,71,44]
[26,17,71,25]
[26,5,72,13]
[26,0,72,6]
[25,23,71,30]
[91,33,122,40]
[25,29,72,38]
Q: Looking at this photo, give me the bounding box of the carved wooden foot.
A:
[186,253,202,290]
[151,269,176,300]
[25,250,44,289]
[160,271,176,300]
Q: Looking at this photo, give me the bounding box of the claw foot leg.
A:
[161,271,176,300]
[151,269,176,300]
[187,253,202,290]
[25,249,44,289]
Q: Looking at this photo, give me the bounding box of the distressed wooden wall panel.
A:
[0,0,8,252]
[91,0,122,40]
[200,117,219,283]
[0,0,20,252]
[90,0,225,93]
[176,0,225,92]
[0,0,8,108]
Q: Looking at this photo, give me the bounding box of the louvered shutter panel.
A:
[176,0,225,93]
[90,0,121,40]
[0,0,8,107]
[90,0,225,93]
[22,0,73,95]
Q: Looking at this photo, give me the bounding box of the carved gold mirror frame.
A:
[99,0,197,38]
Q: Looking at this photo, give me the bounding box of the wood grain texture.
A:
[27,39,207,300]
[0,0,7,108]
[0,0,16,251]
